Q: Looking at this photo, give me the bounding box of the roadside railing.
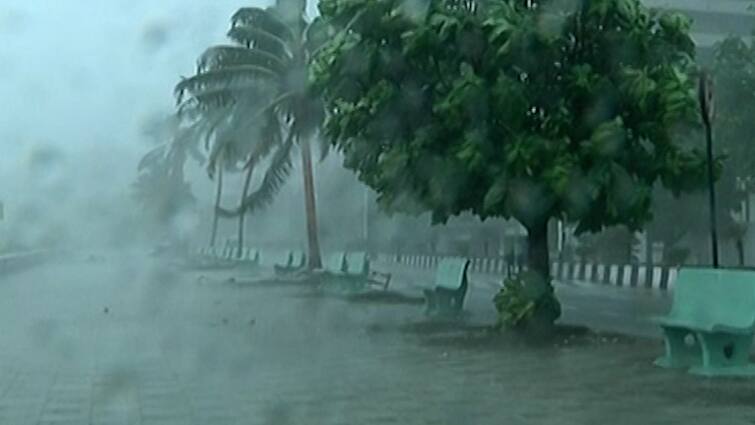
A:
[377,253,679,291]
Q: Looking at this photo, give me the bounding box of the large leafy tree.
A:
[175,0,329,268]
[315,0,709,326]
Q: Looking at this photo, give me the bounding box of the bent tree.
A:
[133,115,201,238]
[315,0,709,328]
[176,0,329,268]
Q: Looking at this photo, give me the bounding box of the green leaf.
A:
[483,176,509,212]
[588,117,626,158]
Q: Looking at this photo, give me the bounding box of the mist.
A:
[2,1,755,424]
[0,1,257,248]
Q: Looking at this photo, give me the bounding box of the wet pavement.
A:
[373,260,671,338]
[0,252,753,424]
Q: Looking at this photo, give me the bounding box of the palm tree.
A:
[133,119,201,234]
[175,0,328,268]
[213,110,287,256]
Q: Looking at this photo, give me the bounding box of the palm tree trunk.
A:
[209,163,224,247]
[300,137,322,269]
[237,161,255,258]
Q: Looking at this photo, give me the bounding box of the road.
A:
[0,252,751,425]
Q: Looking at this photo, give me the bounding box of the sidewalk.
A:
[374,260,670,338]
[0,254,751,424]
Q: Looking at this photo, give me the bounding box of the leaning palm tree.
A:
[133,118,202,234]
[211,108,286,255]
[175,0,328,268]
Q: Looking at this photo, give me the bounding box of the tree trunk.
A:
[736,238,745,266]
[209,164,224,247]
[524,219,560,333]
[300,137,322,269]
[236,162,255,258]
[526,220,550,281]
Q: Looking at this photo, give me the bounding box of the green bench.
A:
[423,258,470,317]
[654,268,755,376]
[268,250,292,270]
[347,252,392,290]
[292,250,306,268]
[231,247,259,266]
[246,248,260,265]
[274,250,306,274]
[323,252,347,274]
[318,252,360,291]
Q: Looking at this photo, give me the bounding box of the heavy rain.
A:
[2,0,755,424]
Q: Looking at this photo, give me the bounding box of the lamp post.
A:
[363,186,369,246]
[699,69,719,268]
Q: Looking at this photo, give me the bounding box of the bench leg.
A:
[383,274,392,290]
[423,290,437,315]
[450,294,463,313]
[690,332,755,376]
[655,327,701,369]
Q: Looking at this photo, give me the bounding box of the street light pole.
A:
[363,186,369,245]
[699,70,719,268]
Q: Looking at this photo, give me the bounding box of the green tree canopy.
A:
[315,0,710,326]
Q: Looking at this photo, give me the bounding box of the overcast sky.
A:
[0,1,262,168]
[0,1,325,245]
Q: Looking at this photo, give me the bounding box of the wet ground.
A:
[1,252,754,424]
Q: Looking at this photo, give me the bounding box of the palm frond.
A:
[227,25,292,60]
[231,7,295,43]
[181,129,207,165]
[198,45,287,74]
[169,122,206,166]
[177,84,269,118]
[175,66,278,105]
[177,91,236,117]
[242,130,295,213]
[249,110,283,164]
[216,205,242,218]
[138,144,169,171]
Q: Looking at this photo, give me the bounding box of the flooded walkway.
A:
[0,253,753,424]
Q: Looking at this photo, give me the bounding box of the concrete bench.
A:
[291,250,306,269]
[317,252,362,291]
[245,248,260,265]
[267,250,292,270]
[275,250,306,274]
[654,268,755,376]
[324,252,347,274]
[343,252,391,290]
[423,258,470,317]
